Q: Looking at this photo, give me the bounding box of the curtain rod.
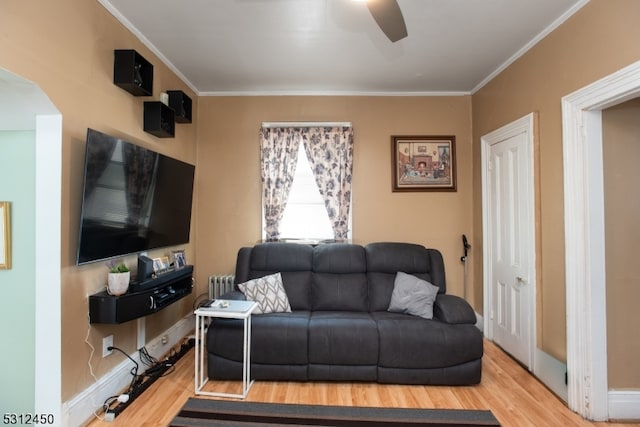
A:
[261,121,352,128]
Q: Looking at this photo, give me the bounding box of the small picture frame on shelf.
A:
[172,250,187,269]
[152,257,165,273]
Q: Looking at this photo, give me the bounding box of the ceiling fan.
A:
[364,0,408,42]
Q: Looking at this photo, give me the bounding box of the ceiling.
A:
[100,0,588,96]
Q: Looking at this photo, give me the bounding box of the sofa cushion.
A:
[373,311,483,369]
[312,244,368,311]
[207,311,310,365]
[388,272,439,319]
[241,243,314,310]
[248,242,314,272]
[313,243,366,273]
[366,242,446,311]
[311,273,369,311]
[308,312,378,365]
[237,272,291,314]
[251,312,310,364]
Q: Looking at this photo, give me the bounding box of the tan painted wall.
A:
[2,0,639,406]
[0,1,198,401]
[472,0,640,362]
[0,0,474,401]
[194,96,474,301]
[603,98,640,389]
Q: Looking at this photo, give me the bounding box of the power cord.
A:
[84,314,110,422]
[102,394,129,422]
[101,346,139,421]
[102,341,192,420]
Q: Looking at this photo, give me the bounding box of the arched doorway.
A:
[0,68,62,419]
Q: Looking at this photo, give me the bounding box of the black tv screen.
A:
[76,128,195,265]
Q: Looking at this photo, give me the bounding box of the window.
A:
[277,144,336,240]
[260,125,354,242]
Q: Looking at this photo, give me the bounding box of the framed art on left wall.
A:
[0,201,11,269]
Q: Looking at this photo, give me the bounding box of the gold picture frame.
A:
[0,202,11,269]
[391,135,457,192]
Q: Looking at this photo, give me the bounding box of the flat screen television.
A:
[76,128,195,265]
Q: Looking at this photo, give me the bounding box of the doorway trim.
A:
[34,114,62,417]
[481,112,537,370]
[562,60,640,421]
[0,68,62,420]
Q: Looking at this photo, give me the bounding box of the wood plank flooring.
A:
[87,339,638,426]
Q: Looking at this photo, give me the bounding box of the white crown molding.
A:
[197,90,471,97]
[472,0,590,94]
[96,0,199,95]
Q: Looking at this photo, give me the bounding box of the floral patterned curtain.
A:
[259,127,301,241]
[302,127,354,241]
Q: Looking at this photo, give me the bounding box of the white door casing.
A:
[0,69,62,421]
[562,60,640,421]
[482,113,536,370]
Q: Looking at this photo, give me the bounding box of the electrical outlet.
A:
[161,335,168,345]
[103,335,114,357]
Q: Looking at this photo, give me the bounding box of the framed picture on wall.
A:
[0,202,10,269]
[391,135,457,192]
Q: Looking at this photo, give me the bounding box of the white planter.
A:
[107,271,130,296]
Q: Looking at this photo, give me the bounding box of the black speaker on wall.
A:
[137,255,154,283]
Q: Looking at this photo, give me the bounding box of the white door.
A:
[482,114,536,369]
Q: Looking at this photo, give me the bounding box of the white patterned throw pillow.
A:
[237,272,292,314]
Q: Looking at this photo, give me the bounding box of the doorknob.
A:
[516,276,527,286]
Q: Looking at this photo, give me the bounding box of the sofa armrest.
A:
[433,294,477,324]
[219,290,247,301]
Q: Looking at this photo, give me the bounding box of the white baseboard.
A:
[608,390,640,420]
[532,351,640,421]
[534,348,568,403]
[62,314,194,427]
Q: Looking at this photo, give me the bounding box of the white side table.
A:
[194,300,258,399]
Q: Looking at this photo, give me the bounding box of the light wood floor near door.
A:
[87,339,638,427]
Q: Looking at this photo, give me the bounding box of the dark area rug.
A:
[170,398,501,426]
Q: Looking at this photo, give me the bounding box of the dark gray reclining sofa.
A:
[206,242,483,385]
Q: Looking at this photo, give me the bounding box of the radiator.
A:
[208,274,235,299]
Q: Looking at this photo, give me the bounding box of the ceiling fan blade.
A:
[366,0,408,42]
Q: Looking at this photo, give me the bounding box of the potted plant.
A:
[106,260,130,296]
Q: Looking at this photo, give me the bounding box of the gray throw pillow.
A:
[237,272,292,314]
[388,272,439,319]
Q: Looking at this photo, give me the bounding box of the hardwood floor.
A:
[87,339,638,426]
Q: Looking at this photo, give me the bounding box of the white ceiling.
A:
[102,0,587,95]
